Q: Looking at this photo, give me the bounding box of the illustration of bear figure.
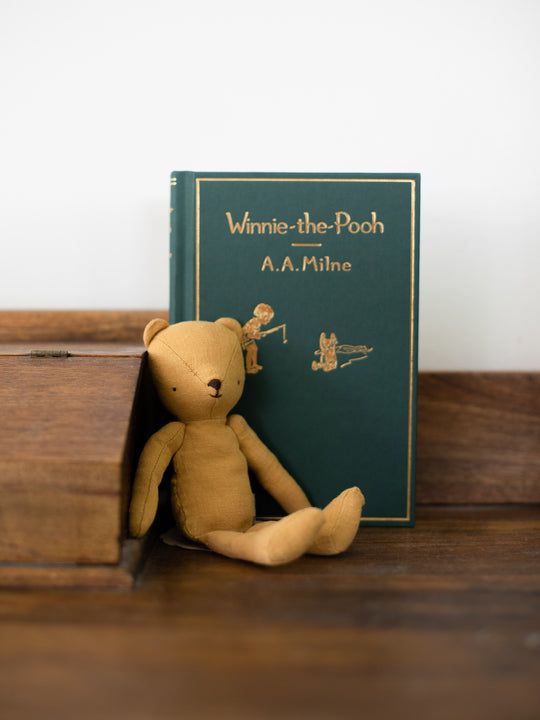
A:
[129,318,364,566]
[312,332,338,372]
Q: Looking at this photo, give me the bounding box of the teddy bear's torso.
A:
[171,419,256,540]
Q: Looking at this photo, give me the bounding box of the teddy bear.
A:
[129,317,364,566]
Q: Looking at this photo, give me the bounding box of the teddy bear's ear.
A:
[215,317,243,342]
[143,318,169,347]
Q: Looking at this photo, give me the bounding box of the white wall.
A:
[1,0,539,369]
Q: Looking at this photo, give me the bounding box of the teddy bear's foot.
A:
[308,486,365,556]
[200,507,324,566]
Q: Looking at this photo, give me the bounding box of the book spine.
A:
[169,171,196,323]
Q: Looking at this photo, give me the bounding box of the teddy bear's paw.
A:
[308,486,365,556]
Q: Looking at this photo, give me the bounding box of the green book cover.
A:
[170,172,420,526]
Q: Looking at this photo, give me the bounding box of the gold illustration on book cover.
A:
[242,303,288,375]
[311,332,373,372]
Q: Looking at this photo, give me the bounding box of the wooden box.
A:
[0,337,156,589]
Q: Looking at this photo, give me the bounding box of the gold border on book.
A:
[195,177,417,524]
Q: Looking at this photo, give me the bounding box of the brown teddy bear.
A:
[129,318,364,566]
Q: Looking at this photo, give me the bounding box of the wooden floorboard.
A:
[0,506,538,720]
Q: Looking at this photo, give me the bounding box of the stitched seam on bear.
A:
[222,344,239,385]
[173,451,191,538]
[157,338,206,387]
[211,344,238,419]
[138,424,184,533]
[228,415,247,441]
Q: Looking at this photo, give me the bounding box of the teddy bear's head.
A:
[143,318,245,421]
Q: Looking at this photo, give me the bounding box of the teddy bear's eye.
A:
[237,380,240,385]
[172,387,177,392]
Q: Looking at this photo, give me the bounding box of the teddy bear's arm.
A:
[129,421,185,537]
[228,414,311,513]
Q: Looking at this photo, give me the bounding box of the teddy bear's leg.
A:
[308,487,365,556]
[199,507,324,566]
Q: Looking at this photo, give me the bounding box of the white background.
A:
[1,0,539,369]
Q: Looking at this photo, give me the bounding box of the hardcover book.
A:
[170,172,420,525]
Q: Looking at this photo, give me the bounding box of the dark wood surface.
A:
[417,373,540,503]
[0,310,167,343]
[0,506,538,720]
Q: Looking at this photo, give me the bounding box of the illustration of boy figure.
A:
[242,303,275,374]
[312,332,338,372]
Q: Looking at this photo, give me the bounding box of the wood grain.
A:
[0,354,144,564]
[0,506,538,720]
[0,310,167,342]
[417,373,540,503]
[0,537,152,590]
[0,342,145,356]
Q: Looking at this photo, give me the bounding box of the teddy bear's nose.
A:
[207,378,222,391]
